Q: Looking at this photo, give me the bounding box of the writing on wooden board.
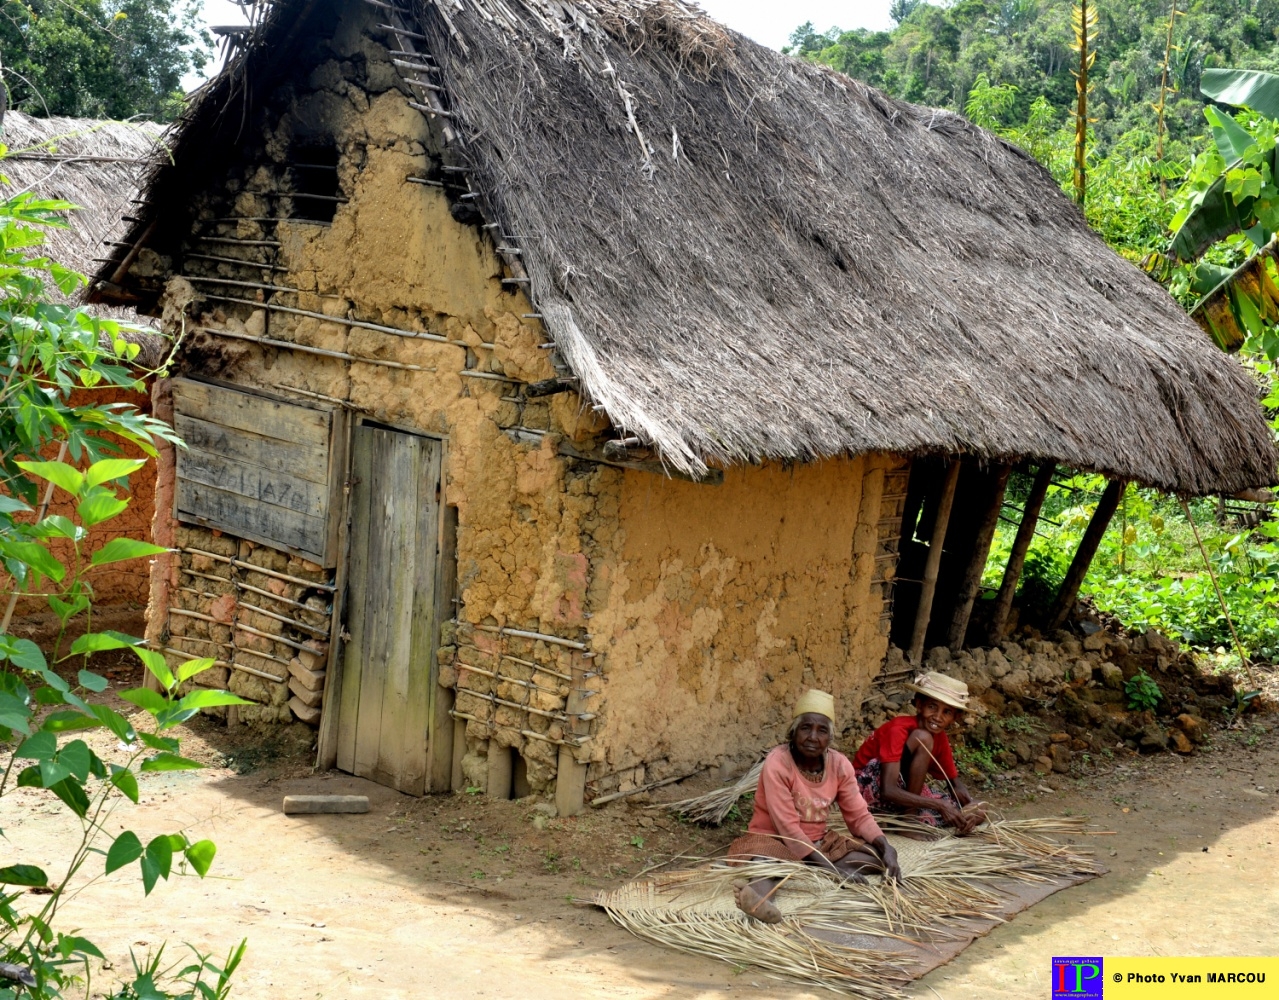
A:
[172,379,339,565]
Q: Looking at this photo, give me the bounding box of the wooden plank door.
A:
[335,424,442,794]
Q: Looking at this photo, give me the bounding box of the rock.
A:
[1011,739,1033,763]
[532,802,557,817]
[1144,629,1179,658]
[1138,724,1167,753]
[985,649,1011,679]
[995,749,1018,769]
[1033,756,1053,775]
[288,677,323,708]
[1083,632,1108,652]
[999,669,1031,700]
[924,646,952,670]
[980,689,1006,713]
[1084,703,1107,726]
[1050,732,1071,744]
[531,813,550,831]
[1070,738,1090,752]
[1029,654,1057,684]
[1055,687,1089,726]
[288,696,321,726]
[1168,729,1194,754]
[965,670,992,697]
[1111,638,1131,657]
[288,657,326,692]
[1098,663,1124,690]
[1175,714,1205,743]
[1050,744,1073,773]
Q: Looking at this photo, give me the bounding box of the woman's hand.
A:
[870,837,902,882]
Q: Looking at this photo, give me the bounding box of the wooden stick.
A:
[196,296,452,343]
[1047,478,1125,630]
[462,622,589,650]
[180,548,335,591]
[948,463,1012,651]
[988,463,1055,642]
[908,459,962,666]
[200,326,435,373]
[590,767,709,808]
[1179,497,1258,688]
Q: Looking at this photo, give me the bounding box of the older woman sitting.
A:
[728,690,901,924]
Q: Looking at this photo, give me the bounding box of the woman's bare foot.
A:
[732,880,784,924]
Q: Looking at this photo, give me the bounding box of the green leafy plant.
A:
[0,159,247,998]
[1125,670,1163,712]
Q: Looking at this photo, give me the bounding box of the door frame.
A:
[315,416,454,791]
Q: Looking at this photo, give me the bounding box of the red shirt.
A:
[852,714,958,780]
[747,745,883,845]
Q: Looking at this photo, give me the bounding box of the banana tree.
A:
[1168,68,1279,355]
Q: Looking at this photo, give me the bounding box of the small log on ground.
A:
[282,794,370,815]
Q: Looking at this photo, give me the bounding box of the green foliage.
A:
[792,1,1279,151]
[0,0,212,120]
[1125,670,1164,711]
[0,162,246,997]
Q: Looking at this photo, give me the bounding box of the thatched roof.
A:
[90,0,1278,494]
[2,112,163,286]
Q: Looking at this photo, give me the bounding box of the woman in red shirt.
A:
[851,671,985,833]
[728,689,901,924]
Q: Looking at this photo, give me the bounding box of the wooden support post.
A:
[555,745,588,818]
[1047,478,1126,631]
[486,742,513,800]
[556,650,590,817]
[450,718,467,791]
[426,505,459,793]
[988,463,1055,643]
[947,463,1013,652]
[907,458,962,666]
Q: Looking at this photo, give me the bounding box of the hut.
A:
[90,0,1276,812]
[2,112,166,608]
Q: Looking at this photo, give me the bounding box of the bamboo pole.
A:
[907,459,962,666]
[1179,497,1258,688]
[1047,478,1125,631]
[947,463,1012,652]
[987,463,1055,643]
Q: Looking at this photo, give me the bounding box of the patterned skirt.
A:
[855,758,959,828]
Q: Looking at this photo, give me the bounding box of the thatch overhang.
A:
[91,0,1279,495]
[2,113,163,287]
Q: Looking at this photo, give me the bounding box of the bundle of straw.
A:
[660,759,762,824]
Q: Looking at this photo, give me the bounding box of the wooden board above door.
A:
[171,378,345,566]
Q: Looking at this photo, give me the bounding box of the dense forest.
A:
[788,1,1279,147]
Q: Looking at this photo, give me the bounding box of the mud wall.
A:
[583,454,908,794]
[138,0,912,798]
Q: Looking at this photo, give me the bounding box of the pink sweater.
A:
[747,745,884,847]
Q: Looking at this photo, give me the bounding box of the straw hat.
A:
[905,672,969,711]
[793,689,836,722]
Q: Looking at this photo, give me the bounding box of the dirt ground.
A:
[3,612,1277,998]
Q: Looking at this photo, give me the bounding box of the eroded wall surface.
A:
[138,0,908,798]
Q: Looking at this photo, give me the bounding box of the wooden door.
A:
[335,424,442,794]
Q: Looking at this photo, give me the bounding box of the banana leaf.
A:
[1169,142,1277,261]
[1189,240,1279,351]
[1202,68,1279,119]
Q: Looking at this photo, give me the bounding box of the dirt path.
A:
[4,712,1274,999]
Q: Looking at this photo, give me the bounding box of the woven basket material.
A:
[595,818,1104,998]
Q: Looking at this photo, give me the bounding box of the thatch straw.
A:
[91,0,1277,493]
[661,759,762,825]
[1,113,163,295]
[597,818,1101,996]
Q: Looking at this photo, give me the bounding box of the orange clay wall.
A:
[7,385,157,616]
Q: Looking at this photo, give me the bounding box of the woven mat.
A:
[595,822,1104,998]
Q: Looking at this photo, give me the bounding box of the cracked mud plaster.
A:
[151,0,902,779]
